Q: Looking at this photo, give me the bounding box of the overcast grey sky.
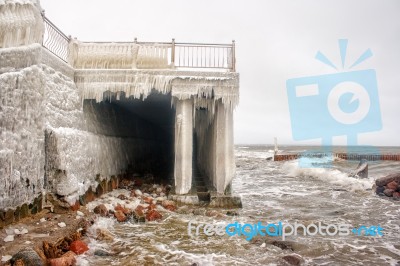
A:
[40,0,400,146]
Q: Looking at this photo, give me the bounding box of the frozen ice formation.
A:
[0,0,240,211]
[0,0,44,48]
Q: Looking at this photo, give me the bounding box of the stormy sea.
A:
[81,145,400,265]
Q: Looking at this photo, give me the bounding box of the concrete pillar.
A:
[174,99,193,194]
[213,101,235,194]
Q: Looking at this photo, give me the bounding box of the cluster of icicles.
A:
[0,0,43,48]
[70,41,171,70]
[76,72,239,116]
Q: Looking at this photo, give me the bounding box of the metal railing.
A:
[173,41,235,71]
[41,15,236,71]
[42,14,70,62]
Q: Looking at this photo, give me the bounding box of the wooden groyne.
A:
[274,153,400,162]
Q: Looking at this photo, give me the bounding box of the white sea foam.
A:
[283,159,373,191]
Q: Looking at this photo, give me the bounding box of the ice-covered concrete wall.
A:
[1,54,171,209]
[195,101,235,194]
[0,65,45,209]
[1,0,240,213]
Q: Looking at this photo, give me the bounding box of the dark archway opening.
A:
[83,90,175,183]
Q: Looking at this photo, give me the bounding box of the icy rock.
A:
[3,235,14,242]
[56,174,79,196]
[20,228,28,234]
[135,189,143,197]
[14,229,21,234]
[1,255,12,262]
[5,228,14,235]
[77,211,84,216]
[58,222,66,228]
[260,243,266,248]
[40,218,46,222]
[156,187,163,194]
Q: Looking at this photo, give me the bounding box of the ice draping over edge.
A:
[75,71,240,112]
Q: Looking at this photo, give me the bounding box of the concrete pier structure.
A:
[0,0,241,222]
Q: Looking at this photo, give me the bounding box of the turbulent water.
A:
[81,145,400,266]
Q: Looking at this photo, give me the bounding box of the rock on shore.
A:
[375,172,400,199]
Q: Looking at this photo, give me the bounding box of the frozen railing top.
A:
[42,15,236,72]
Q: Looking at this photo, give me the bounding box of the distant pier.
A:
[274,153,400,162]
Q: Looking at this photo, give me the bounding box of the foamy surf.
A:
[283,159,373,191]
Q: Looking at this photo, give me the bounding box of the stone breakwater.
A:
[274,153,400,162]
[374,172,400,199]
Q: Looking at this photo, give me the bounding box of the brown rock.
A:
[143,197,153,204]
[384,189,394,197]
[146,210,162,221]
[133,178,143,187]
[133,206,146,222]
[271,240,294,251]
[376,172,400,187]
[70,201,80,211]
[111,177,118,190]
[386,181,398,190]
[14,259,24,266]
[43,241,63,259]
[135,205,146,213]
[114,210,127,222]
[93,204,108,217]
[115,204,131,215]
[282,254,303,265]
[147,204,157,211]
[69,240,89,255]
[393,192,400,200]
[46,193,70,214]
[48,251,76,266]
[117,194,128,200]
[164,205,176,211]
[84,189,96,203]
[162,200,176,208]
[205,210,219,217]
